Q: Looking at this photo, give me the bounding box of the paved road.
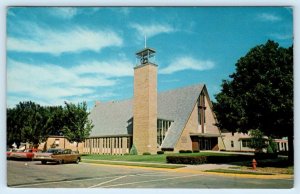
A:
[7,160,293,188]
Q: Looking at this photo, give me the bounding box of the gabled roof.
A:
[88,84,204,149]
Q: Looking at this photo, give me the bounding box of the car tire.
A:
[57,160,63,164]
[41,161,47,164]
[75,158,80,164]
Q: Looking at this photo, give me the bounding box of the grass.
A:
[81,152,235,163]
[228,166,294,175]
[205,169,273,175]
[81,160,185,169]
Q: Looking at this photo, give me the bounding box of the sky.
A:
[6,7,293,110]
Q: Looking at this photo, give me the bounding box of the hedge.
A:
[143,152,151,155]
[166,155,254,165]
[254,153,278,159]
[166,156,207,165]
[179,150,193,153]
[157,151,164,155]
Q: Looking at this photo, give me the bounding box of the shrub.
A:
[186,150,193,153]
[193,150,200,153]
[179,150,186,153]
[266,144,274,153]
[129,144,138,155]
[157,151,164,155]
[167,155,254,165]
[143,152,151,155]
[206,155,253,164]
[166,156,207,165]
[254,152,278,160]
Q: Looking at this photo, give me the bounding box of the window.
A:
[157,119,172,146]
[242,139,251,147]
[198,92,206,127]
[55,139,60,147]
[231,141,234,148]
[127,137,131,149]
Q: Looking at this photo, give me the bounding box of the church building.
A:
[83,47,225,155]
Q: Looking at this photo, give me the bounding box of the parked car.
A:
[33,148,81,164]
[6,148,17,159]
[9,148,41,160]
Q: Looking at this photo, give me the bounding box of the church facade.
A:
[83,47,225,155]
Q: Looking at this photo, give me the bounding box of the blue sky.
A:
[6,7,293,109]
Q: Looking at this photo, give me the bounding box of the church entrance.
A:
[191,136,219,151]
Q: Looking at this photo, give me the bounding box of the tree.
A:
[62,102,93,150]
[19,101,51,148]
[7,107,23,148]
[248,129,268,153]
[46,106,65,136]
[214,40,293,162]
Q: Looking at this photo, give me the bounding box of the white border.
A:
[1,1,299,194]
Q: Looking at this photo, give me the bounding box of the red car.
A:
[10,148,41,160]
[6,148,17,159]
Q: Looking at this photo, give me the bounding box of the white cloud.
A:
[257,13,281,22]
[7,23,123,55]
[130,23,176,38]
[50,7,78,19]
[159,56,215,74]
[270,33,293,40]
[72,60,133,77]
[7,59,126,107]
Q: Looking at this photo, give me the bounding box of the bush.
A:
[193,150,200,153]
[167,155,254,165]
[206,155,253,164]
[157,151,164,155]
[143,152,151,155]
[254,152,278,159]
[129,144,138,155]
[166,156,207,165]
[179,150,192,153]
[266,144,274,153]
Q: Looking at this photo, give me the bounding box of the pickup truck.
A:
[33,148,81,164]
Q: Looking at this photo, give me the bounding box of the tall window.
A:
[231,141,234,148]
[198,92,206,132]
[157,119,172,146]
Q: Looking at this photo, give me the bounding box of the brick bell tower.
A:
[133,47,157,155]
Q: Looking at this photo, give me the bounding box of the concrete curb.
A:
[81,160,293,180]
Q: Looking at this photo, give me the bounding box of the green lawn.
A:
[81,152,235,163]
[205,169,273,175]
[82,160,185,169]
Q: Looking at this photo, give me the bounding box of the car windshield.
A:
[46,149,62,154]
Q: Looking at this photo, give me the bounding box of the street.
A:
[7,160,293,188]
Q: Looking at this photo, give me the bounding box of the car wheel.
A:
[57,160,63,164]
[75,158,80,164]
[41,161,46,164]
